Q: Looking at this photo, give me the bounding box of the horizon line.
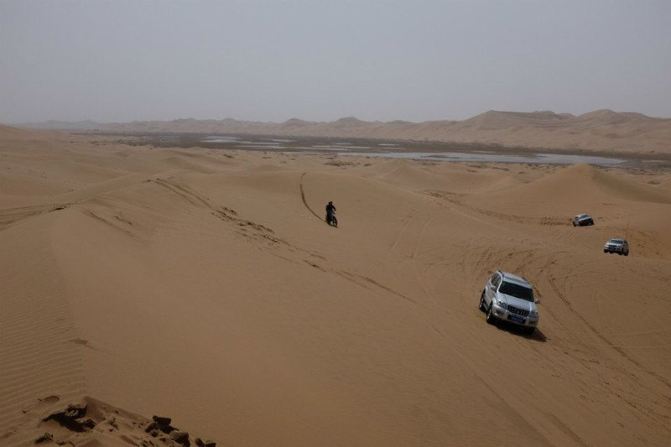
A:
[9,108,671,126]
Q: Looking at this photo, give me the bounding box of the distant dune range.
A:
[19,109,671,154]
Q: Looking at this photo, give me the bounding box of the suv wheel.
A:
[486,303,497,325]
[479,291,486,312]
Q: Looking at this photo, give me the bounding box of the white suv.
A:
[479,271,539,334]
[604,238,629,256]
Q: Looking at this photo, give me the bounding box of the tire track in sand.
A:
[299,172,323,222]
[546,273,671,391]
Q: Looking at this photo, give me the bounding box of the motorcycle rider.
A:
[325,201,336,225]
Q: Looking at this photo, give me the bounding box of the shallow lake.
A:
[343,151,626,166]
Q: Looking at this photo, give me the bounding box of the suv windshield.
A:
[499,281,534,302]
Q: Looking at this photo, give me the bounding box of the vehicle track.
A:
[546,273,671,391]
[389,212,413,252]
[410,214,436,306]
[151,177,285,246]
[299,172,323,221]
[0,204,70,232]
[425,190,566,226]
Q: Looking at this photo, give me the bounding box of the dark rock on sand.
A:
[145,415,176,434]
[195,438,217,447]
[170,430,190,446]
[34,432,53,444]
[152,416,172,426]
[43,404,96,432]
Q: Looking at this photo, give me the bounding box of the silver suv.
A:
[572,213,594,226]
[604,238,629,256]
[479,271,539,334]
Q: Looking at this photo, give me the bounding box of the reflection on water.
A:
[238,141,284,146]
[202,136,240,143]
[236,144,286,149]
[343,151,626,166]
[311,145,371,151]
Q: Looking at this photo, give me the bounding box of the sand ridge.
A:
[1,127,670,446]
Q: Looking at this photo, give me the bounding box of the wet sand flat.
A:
[88,132,671,169]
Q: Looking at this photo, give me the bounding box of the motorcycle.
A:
[326,212,338,228]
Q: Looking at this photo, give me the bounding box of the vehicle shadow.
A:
[495,321,548,342]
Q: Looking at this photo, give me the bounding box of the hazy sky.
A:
[1,0,670,123]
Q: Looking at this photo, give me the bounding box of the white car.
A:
[479,271,539,334]
[572,213,594,226]
[604,238,629,256]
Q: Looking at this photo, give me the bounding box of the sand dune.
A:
[1,130,670,446]
[20,109,671,154]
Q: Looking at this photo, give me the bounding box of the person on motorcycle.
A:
[325,201,337,226]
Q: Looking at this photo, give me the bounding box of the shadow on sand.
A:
[494,321,548,342]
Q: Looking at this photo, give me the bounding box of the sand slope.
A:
[20,109,671,154]
[1,131,670,446]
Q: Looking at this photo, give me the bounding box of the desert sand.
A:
[1,125,670,446]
